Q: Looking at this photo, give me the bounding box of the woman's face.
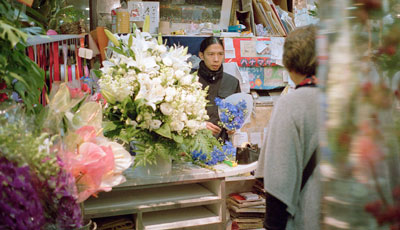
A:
[199,43,224,71]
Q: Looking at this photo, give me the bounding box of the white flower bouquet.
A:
[97,28,220,167]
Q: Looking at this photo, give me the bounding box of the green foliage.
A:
[0,0,45,113]
[0,19,27,47]
[183,129,222,156]
[130,128,221,167]
[26,0,76,31]
[0,103,59,180]
[308,2,318,17]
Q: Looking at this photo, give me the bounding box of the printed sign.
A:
[239,66,286,90]
[225,38,279,67]
[128,1,160,34]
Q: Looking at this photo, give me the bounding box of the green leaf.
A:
[128,34,133,47]
[172,134,183,143]
[34,105,47,130]
[92,69,102,78]
[0,20,28,47]
[109,46,125,55]
[8,72,29,88]
[155,123,172,139]
[134,98,147,114]
[21,27,43,36]
[132,23,137,32]
[103,121,118,132]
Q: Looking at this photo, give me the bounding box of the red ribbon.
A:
[49,43,53,91]
[36,44,47,106]
[68,65,72,82]
[53,42,60,81]
[76,43,83,79]
[28,46,35,61]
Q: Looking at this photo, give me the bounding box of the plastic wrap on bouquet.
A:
[222,93,253,125]
[319,0,400,229]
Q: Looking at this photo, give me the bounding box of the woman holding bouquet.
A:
[257,25,320,230]
[196,37,240,141]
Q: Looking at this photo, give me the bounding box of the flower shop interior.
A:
[1,0,400,229]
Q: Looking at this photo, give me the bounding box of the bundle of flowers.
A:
[0,103,82,229]
[215,97,248,131]
[192,141,236,166]
[97,29,220,166]
[319,1,400,228]
[44,82,133,202]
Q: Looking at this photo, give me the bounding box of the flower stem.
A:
[368,160,389,207]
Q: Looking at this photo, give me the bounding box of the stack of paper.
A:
[228,192,266,229]
[252,179,266,198]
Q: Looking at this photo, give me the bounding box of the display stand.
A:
[84,162,257,230]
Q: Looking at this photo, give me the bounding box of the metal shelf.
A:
[26,34,85,46]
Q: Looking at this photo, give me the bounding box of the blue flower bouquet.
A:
[215,93,252,131]
[192,141,236,166]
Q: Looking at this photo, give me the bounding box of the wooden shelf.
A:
[84,183,220,218]
[142,206,221,230]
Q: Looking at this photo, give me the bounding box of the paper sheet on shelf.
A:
[270,37,285,60]
[250,132,262,147]
[232,131,249,147]
[256,42,269,55]
[224,38,236,59]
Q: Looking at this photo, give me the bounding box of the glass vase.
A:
[135,155,172,176]
[318,0,400,229]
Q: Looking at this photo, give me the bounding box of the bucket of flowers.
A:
[0,103,84,229]
[97,28,225,173]
[0,82,133,229]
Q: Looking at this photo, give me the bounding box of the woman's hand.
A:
[206,122,221,135]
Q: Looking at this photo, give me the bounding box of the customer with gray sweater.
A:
[256,25,320,230]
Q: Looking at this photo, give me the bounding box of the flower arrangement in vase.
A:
[97,28,224,167]
[0,82,134,228]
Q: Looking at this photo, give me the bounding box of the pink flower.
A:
[59,125,117,202]
[81,83,91,94]
[0,81,7,90]
[60,125,132,202]
[67,85,84,99]
[0,93,8,102]
[90,92,106,104]
[74,143,114,202]
[75,126,97,143]
[354,135,383,164]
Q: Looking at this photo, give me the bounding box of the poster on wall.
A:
[239,66,286,90]
[225,37,281,67]
[159,0,222,24]
[128,1,160,34]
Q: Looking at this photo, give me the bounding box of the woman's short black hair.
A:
[199,37,224,53]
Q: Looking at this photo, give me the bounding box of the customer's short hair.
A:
[283,25,316,76]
